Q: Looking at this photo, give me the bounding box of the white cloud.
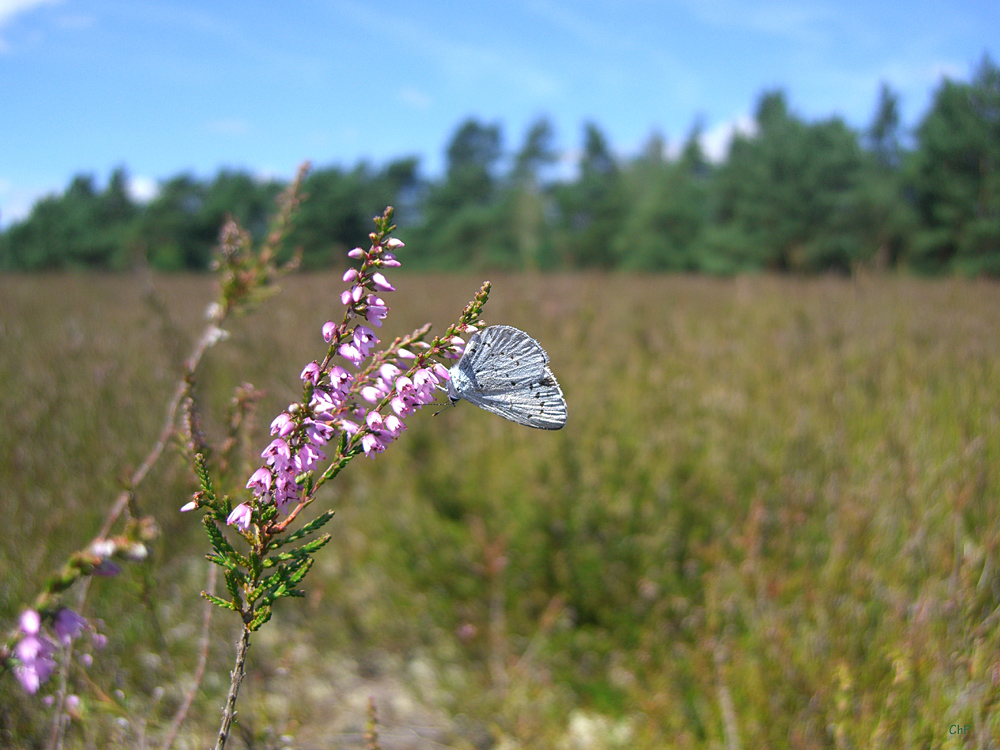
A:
[700,115,756,162]
[0,0,60,27]
[399,86,432,109]
[206,118,250,136]
[127,175,158,204]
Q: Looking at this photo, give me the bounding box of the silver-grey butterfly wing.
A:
[451,325,567,430]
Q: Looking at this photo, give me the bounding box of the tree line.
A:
[2,55,997,275]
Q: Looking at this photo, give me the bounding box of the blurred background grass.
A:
[2,271,999,748]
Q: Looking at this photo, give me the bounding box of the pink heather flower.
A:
[294,443,326,473]
[348,247,364,259]
[329,366,352,394]
[385,238,404,250]
[304,418,334,445]
[262,438,292,468]
[397,348,416,360]
[247,467,273,497]
[381,253,401,268]
[442,336,466,358]
[366,411,384,431]
[394,375,414,395]
[338,418,360,435]
[53,609,88,646]
[431,362,450,381]
[14,610,57,694]
[180,500,198,512]
[300,361,322,384]
[379,363,401,381]
[227,503,253,531]
[339,342,364,367]
[383,414,405,437]
[361,432,385,456]
[270,412,296,437]
[353,326,379,358]
[371,272,395,292]
[343,268,359,283]
[20,609,41,635]
[311,386,345,415]
[274,471,300,511]
[322,321,338,343]
[360,385,385,403]
[365,295,388,327]
[340,285,364,306]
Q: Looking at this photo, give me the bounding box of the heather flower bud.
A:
[227,503,253,531]
[371,272,395,292]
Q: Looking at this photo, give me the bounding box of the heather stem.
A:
[214,625,252,750]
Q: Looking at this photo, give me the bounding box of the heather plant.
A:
[181,209,491,749]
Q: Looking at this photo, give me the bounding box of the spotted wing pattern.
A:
[450,325,567,430]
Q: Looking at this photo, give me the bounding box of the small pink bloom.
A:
[335,417,358,435]
[365,295,388,327]
[274,471,300,511]
[385,238,404,250]
[371,272,395,291]
[397,348,416,359]
[339,342,364,367]
[361,432,385,456]
[310,387,344,414]
[227,503,253,531]
[329,366,353,393]
[343,268,359,283]
[305,419,334,445]
[360,385,383,403]
[247,467,273,496]
[381,253,401,268]
[384,414,405,437]
[20,610,41,635]
[262,438,291,463]
[270,412,296,436]
[294,443,326,473]
[180,500,198,512]
[394,375,414,394]
[53,609,87,645]
[431,362,451,381]
[347,247,364,259]
[300,361,322,384]
[322,321,338,342]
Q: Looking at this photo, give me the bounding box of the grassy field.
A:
[2,271,1000,748]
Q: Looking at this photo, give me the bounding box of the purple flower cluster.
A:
[12,608,104,695]
[225,236,460,531]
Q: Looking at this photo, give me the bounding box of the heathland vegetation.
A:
[2,56,999,276]
[2,270,999,746]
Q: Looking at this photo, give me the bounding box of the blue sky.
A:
[1,0,997,227]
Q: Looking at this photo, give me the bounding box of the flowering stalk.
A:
[0,164,309,726]
[183,207,490,750]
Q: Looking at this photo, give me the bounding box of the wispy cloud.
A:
[701,114,756,162]
[0,0,60,27]
[206,118,251,136]
[0,0,59,52]
[670,0,837,44]
[399,86,432,109]
[328,0,560,99]
[127,175,158,203]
